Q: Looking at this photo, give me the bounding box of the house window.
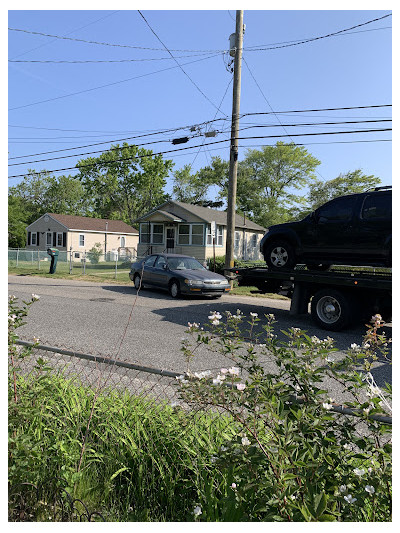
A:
[250,234,257,248]
[57,232,63,247]
[178,225,190,245]
[79,234,85,247]
[140,223,164,244]
[46,232,52,246]
[191,225,204,245]
[234,231,241,251]
[31,232,37,246]
[178,224,204,246]
[120,236,126,247]
[74,252,80,259]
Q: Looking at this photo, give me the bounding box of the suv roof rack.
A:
[367,185,392,192]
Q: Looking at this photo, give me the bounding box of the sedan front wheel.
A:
[169,280,181,298]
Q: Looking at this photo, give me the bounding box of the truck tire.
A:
[264,240,296,270]
[311,288,353,331]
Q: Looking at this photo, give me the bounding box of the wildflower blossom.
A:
[31,294,40,301]
[365,485,375,494]
[322,402,333,410]
[350,343,361,352]
[220,368,228,374]
[212,378,222,386]
[193,505,202,516]
[208,312,222,320]
[250,312,258,318]
[33,336,40,344]
[228,367,240,376]
[236,383,246,391]
[231,483,237,489]
[339,485,347,493]
[210,456,218,463]
[353,468,365,477]
[344,494,357,504]
[241,437,251,446]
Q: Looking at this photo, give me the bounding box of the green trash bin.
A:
[47,248,59,274]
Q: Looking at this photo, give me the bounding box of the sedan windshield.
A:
[167,257,206,270]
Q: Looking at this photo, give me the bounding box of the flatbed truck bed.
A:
[231,265,392,331]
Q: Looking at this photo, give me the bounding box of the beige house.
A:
[26,213,139,261]
[136,201,266,261]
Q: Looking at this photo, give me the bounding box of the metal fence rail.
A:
[8,248,136,278]
[14,340,392,425]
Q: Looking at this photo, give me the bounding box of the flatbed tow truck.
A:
[230,265,392,331]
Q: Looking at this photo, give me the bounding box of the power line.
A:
[8,137,391,180]
[242,104,392,118]
[8,53,220,111]
[8,128,391,174]
[9,52,214,63]
[244,13,392,52]
[137,10,227,117]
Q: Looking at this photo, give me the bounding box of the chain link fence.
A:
[8,248,136,279]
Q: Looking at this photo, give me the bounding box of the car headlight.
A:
[184,279,204,286]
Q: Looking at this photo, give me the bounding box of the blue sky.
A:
[8,6,392,199]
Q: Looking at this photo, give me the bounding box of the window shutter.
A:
[53,232,57,246]
[37,233,40,246]
[63,232,66,247]
[27,232,31,245]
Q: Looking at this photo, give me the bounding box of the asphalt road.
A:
[8,274,392,395]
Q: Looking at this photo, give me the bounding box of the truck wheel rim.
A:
[316,296,341,324]
[271,246,288,267]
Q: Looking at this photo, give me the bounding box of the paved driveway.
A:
[8,275,391,391]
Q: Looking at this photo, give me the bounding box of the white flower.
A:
[208,312,222,320]
[228,367,240,376]
[241,436,251,446]
[220,446,228,452]
[365,485,375,494]
[322,403,333,410]
[363,407,371,415]
[353,468,365,477]
[31,293,40,301]
[250,312,258,318]
[210,456,218,463]
[217,374,226,381]
[350,343,361,351]
[339,485,347,493]
[193,505,202,516]
[231,483,237,489]
[176,375,186,381]
[212,378,222,386]
[8,314,17,323]
[33,336,40,344]
[220,368,228,374]
[343,443,351,450]
[211,319,220,326]
[236,383,246,391]
[344,494,357,504]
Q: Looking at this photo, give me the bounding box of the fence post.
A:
[38,250,40,270]
[31,250,34,264]
[69,247,73,274]
[83,250,86,275]
[115,253,118,279]
[16,248,19,268]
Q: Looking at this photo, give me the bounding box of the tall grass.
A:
[8,368,239,521]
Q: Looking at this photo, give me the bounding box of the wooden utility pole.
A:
[225,10,244,281]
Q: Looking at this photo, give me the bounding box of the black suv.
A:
[260,187,392,270]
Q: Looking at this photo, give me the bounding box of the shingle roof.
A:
[46,213,138,234]
[138,201,265,231]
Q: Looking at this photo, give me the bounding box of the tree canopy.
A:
[76,143,174,224]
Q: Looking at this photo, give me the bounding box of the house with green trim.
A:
[136,200,265,261]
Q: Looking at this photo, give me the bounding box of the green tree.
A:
[216,142,320,227]
[76,143,174,223]
[172,163,224,207]
[8,196,27,247]
[306,170,381,211]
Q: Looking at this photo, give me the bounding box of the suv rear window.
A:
[361,193,392,220]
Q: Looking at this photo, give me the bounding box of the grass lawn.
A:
[8,266,288,299]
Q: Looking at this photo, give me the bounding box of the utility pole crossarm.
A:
[225,10,244,280]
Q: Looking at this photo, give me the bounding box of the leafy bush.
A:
[178,311,392,521]
[87,243,103,264]
[207,255,265,275]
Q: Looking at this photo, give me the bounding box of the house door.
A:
[166,227,175,252]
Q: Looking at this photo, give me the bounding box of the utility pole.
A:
[225,10,244,281]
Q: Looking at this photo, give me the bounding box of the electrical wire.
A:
[9,52,215,63]
[8,137,392,180]
[137,10,227,117]
[8,53,221,111]
[8,128,391,172]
